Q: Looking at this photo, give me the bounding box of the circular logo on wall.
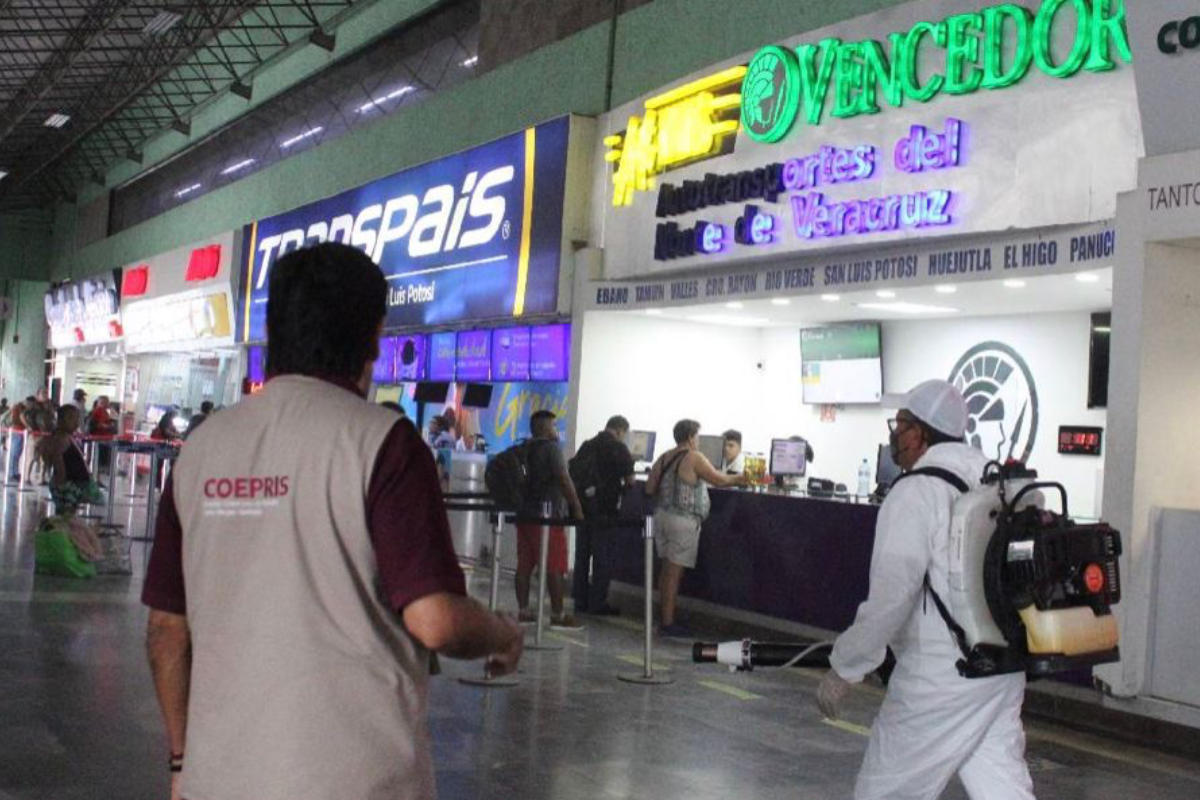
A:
[741,45,801,143]
[948,341,1039,464]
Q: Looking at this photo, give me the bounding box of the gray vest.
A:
[173,375,435,800]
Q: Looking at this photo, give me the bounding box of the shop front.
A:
[236,115,594,452]
[44,270,125,411]
[120,231,243,437]
[572,0,1139,693]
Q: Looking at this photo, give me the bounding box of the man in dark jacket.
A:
[571,415,635,615]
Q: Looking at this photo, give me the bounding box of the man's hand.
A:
[817,670,852,719]
[484,613,524,677]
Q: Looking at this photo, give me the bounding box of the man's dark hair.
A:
[722,429,741,444]
[266,243,387,380]
[200,401,215,414]
[605,415,630,434]
[530,409,556,437]
[73,388,86,401]
[672,418,700,444]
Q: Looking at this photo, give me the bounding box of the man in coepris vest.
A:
[142,243,523,800]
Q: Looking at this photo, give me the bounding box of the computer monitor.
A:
[875,443,902,489]
[769,438,808,477]
[697,434,725,467]
[461,383,494,409]
[628,430,656,462]
[413,382,450,404]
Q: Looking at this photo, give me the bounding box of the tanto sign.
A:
[740,0,1131,145]
[239,118,570,341]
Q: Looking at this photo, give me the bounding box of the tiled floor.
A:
[2,482,1199,799]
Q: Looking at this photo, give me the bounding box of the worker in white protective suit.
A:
[816,379,1035,800]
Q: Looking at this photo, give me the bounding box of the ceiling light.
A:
[770,298,791,306]
[875,290,896,299]
[1003,279,1026,289]
[0,170,7,181]
[219,158,256,176]
[725,302,744,310]
[1075,273,1100,283]
[856,302,959,315]
[1093,326,1112,333]
[174,183,202,198]
[644,309,663,316]
[356,86,414,113]
[821,294,840,302]
[44,113,70,128]
[934,285,957,294]
[461,56,479,67]
[686,314,770,327]
[280,127,323,148]
[143,10,183,36]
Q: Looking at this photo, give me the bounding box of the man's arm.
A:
[553,448,584,519]
[146,610,191,754]
[827,481,937,682]
[403,593,522,673]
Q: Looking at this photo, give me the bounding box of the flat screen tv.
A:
[491,326,532,382]
[414,382,449,404]
[800,322,883,404]
[530,323,570,381]
[455,330,491,381]
[395,335,427,382]
[462,383,494,409]
[372,337,398,384]
[697,434,724,468]
[429,332,456,381]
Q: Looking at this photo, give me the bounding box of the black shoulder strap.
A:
[894,465,974,663]
[893,466,970,494]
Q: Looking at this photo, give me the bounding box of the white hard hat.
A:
[883,379,968,439]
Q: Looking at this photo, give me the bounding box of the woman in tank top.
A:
[38,405,104,512]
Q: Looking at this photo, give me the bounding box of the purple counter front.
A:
[610,486,880,632]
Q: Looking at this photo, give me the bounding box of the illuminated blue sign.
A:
[237,117,570,342]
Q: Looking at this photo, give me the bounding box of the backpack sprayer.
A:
[694,462,1122,679]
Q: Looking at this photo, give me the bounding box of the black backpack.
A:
[485,439,553,513]
[568,437,603,513]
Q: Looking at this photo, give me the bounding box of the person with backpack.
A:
[816,380,1035,800]
[513,409,584,628]
[645,419,748,638]
[569,415,635,615]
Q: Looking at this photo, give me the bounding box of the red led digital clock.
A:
[1058,426,1103,456]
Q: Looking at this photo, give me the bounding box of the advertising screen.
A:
[429,332,457,381]
[455,329,491,381]
[395,334,427,381]
[238,117,570,342]
[530,323,570,381]
[246,345,266,383]
[491,326,531,382]
[800,323,883,404]
[372,336,399,384]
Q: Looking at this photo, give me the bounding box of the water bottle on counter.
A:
[856,458,872,497]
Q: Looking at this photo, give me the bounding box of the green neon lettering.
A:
[981,5,1034,89]
[797,38,841,125]
[1085,0,1132,71]
[833,42,867,118]
[901,21,947,103]
[857,34,905,114]
[944,13,984,95]
[1033,0,1091,78]
[741,45,802,143]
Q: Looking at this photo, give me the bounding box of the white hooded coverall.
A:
[829,442,1036,800]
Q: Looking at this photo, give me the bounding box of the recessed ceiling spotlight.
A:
[821,294,840,302]
[44,113,70,128]
[1003,279,1026,289]
[1075,273,1100,283]
[725,302,744,310]
[876,290,896,299]
[857,302,959,315]
[461,56,479,67]
[645,309,663,316]
[0,170,7,181]
[934,285,957,294]
[770,298,791,306]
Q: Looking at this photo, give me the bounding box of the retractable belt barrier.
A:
[443,495,671,687]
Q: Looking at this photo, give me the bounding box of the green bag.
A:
[34,521,96,579]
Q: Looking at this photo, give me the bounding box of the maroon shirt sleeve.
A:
[368,419,467,612]
[141,475,187,614]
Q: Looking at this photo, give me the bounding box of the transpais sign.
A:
[239,117,570,342]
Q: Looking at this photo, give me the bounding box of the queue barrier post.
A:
[618,514,673,685]
[104,441,118,526]
[18,430,32,493]
[525,500,563,652]
[459,510,519,688]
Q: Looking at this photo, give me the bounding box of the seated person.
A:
[780,436,816,491]
[37,406,103,512]
[720,429,745,475]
